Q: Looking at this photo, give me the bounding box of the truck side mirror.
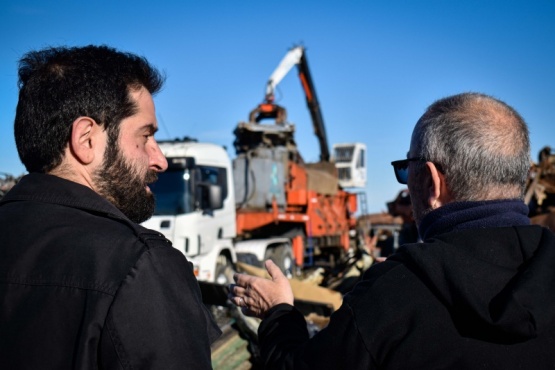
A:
[197,183,223,211]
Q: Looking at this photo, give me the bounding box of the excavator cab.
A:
[333,143,367,188]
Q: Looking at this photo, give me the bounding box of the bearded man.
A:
[0,45,220,369]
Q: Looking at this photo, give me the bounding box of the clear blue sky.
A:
[1,1,554,213]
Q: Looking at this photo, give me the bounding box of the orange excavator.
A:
[232,46,363,272]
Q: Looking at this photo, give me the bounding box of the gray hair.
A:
[410,92,531,201]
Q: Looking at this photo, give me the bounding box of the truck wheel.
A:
[215,255,234,285]
[265,245,293,278]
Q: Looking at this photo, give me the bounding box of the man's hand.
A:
[229,259,294,319]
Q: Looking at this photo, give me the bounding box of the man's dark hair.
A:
[14,45,165,173]
[411,92,531,201]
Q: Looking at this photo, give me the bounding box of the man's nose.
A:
[149,141,168,172]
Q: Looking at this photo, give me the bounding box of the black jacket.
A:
[0,173,220,369]
[259,225,555,369]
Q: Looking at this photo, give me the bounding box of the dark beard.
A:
[95,148,158,224]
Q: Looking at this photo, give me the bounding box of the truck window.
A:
[197,166,228,203]
[150,169,196,215]
[196,166,227,209]
[150,165,228,214]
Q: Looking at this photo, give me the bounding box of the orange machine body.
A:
[235,156,357,267]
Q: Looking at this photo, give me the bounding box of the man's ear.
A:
[69,117,100,165]
[424,162,450,209]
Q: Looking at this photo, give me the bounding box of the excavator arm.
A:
[258,46,331,162]
[296,50,330,162]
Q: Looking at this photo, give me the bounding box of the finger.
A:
[265,259,286,281]
[234,272,253,287]
[242,296,252,309]
[229,295,245,307]
[230,285,247,297]
[228,291,242,304]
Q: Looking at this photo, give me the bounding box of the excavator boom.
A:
[262,46,330,162]
[297,51,330,162]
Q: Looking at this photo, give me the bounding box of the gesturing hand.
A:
[229,259,294,319]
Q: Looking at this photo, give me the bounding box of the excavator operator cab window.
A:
[357,149,365,169]
[334,146,355,163]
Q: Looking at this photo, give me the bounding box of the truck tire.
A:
[265,245,293,278]
[215,254,234,285]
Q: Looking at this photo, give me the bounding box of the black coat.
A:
[259,226,555,369]
[0,173,220,369]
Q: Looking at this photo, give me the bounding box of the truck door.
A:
[193,165,228,257]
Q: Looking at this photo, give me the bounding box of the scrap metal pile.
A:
[0,172,22,200]
[357,189,418,258]
[526,146,555,229]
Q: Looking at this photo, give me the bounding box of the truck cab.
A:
[142,139,236,283]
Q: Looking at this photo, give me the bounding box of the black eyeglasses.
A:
[391,157,424,184]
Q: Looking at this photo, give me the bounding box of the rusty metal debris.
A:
[527,146,555,230]
[0,172,22,200]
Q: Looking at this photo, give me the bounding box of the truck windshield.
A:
[150,169,195,215]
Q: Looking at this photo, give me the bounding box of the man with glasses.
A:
[230,92,555,369]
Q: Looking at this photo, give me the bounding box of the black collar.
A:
[0,173,127,221]
[419,199,530,240]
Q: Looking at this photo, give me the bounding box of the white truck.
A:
[142,137,310,283]
[142,139,239,284]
